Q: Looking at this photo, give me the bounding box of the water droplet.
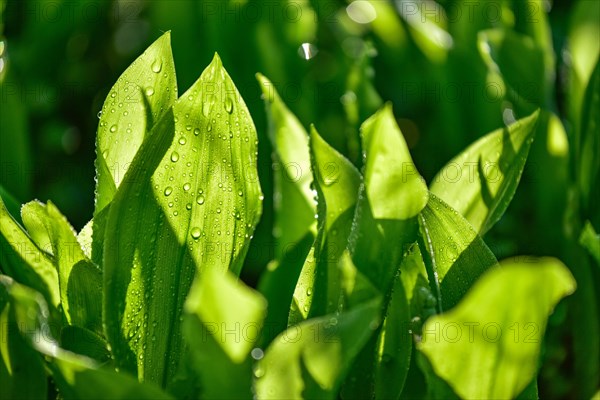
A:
[235,211,241,220]
[306,288,312,296]
[194,128,200,136]
[183,182,191,191]
[191,227,202,240]
[164,187,173,196]
[238,190,243,197]
[110,125,117,133]
[186,203,192,210]
[196,195,205,205]
[298,42,318,60]
[179,137,187,145]
[251,348,264,360]
[97,111,102,118]
[253,365,265,378]
[110,91,117,98]
[171,152,179,162]
[224,97,234,113]
[145,87,155,96]
[216,208,221,214]
[151,59,162,73]
[186,125,192,131]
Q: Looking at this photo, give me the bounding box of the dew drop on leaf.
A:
[171,152,179,162]
[196,195,205,205]
[110,125,117,133]
[253,365,265,378]
[164,187,173,196]
[224,97,234,113]
[183,182,191,191]
[179,137,187,145]
[151,59,162,73]
[191,227,202,240]
[145,87,155,96]
[186,203,192,210]
[194,127,200,136]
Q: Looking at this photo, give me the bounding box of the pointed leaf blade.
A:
[104,55,263,387]
[431,110,540,235]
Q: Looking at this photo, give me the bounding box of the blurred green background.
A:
[0,1,598,398]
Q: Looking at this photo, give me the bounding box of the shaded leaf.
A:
[0,275,172,400]
[0,277,47,400]
[580,221,600,266]
[478,29,547,109]
[0,195,59,308]
[417,193,498,312]
[256,252,381,400]
[256,73,316,257]
[418,257,576,399]
[342,105,428,398]
[290,126,361,323]
[577,57,600,225]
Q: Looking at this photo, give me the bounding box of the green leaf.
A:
[418,257,576,399]
[21,201,102,332]
[373,272,412,400]
[60,325,111,363]
[94,31,177,214]
[0,185,22,225]
[92,32,177,266]
[417,193,498,311]
[256,73,316,256]
[430,110,540,235]
[0,277,47,400]
[290,126,361,323]
[342,105,428,398]
[0,275,173,400]
[361,104,429,222]
[580,221,600,266]
[256,252,381,400]
[478,29,547,109]
[183,268,266,399]
[103,54,263,387]
[577,57,600,225]
[0,71,32,201]
[77,219,93,259]
[0,195,60,309]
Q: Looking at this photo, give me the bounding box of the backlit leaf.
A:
[183,268,267,399]
[418,258,576,399]
[431,110,540,235]
[103,54,262,387]
[0,195,59,309]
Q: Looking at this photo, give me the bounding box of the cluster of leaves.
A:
[1,29,593,399]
